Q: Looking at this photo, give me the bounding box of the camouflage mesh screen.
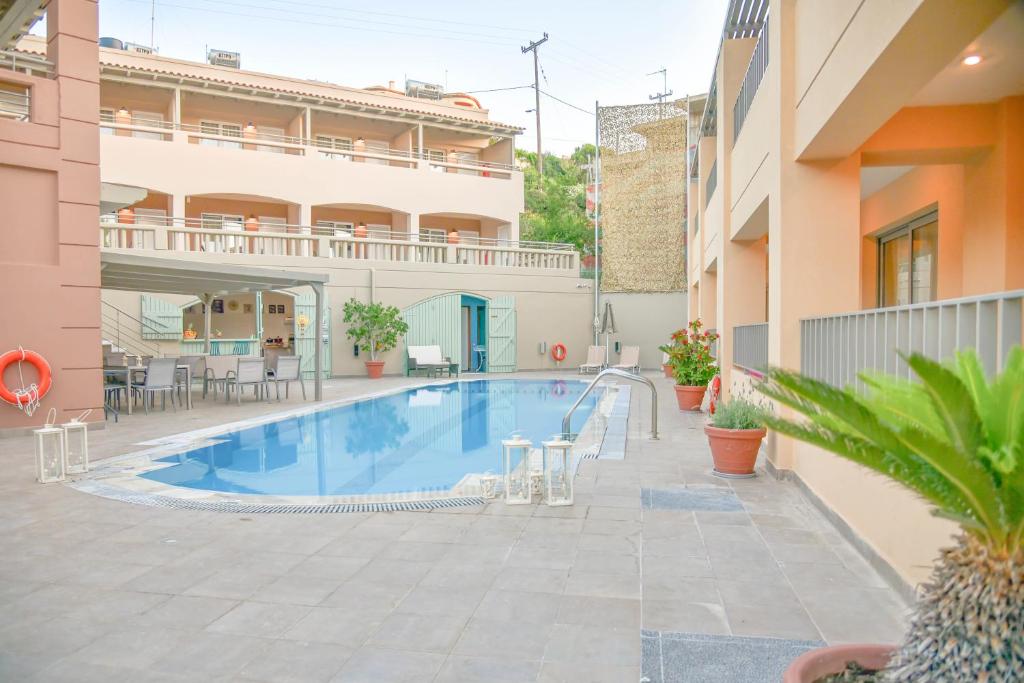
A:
[597,100,688,292]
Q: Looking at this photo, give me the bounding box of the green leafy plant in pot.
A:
[759,349,1024,682]
[665,319,719,410]
[705,396,768,477]
[342,298,409,379]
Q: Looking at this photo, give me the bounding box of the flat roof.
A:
[100,251,329,296]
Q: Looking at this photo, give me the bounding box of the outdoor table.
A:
[103,363,193,415]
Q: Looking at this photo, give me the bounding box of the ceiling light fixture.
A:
[962,54,983,66]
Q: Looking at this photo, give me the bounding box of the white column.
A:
[416,123,424,168]
[312,283,324,400]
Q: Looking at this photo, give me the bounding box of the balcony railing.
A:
[99,217,579,273]
[733,322,768,372]
[99,113,517,177]
[801,290,1024,388]
[0,49,54,78]
[733,17,769,142]
[0,82,29,121]
[705,160,718,208]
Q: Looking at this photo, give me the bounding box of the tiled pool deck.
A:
[0,372,909,682]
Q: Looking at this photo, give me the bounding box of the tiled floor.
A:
[0,372,908,682]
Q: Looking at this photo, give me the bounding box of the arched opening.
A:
[419,211,513,244]
[312,203,410,240]
[403,292,517,374]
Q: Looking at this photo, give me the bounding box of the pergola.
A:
[100,252,330,400]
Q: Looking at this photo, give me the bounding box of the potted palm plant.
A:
[342,298,409,379]
[758,348,1024,682]
[704,396,767,477]
[666,320,719,411]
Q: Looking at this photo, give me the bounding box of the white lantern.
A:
[35,425,65,483]
[501,434,533,505]
[62,415,90,474]
[479,473,499,499]
[542,436,574,506]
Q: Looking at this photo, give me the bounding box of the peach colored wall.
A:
[184,196,291,221]
[0,0,102,432]
[858,165,964,307]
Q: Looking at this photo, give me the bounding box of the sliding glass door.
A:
[879,211,937,307]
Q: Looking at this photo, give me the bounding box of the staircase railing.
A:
[101,301,165,359]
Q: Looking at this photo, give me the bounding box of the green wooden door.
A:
[487,296,517,372]
[141,295,184,340]
[403,293,461,367]
[293,291,331,378]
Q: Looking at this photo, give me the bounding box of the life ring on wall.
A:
[551,343,567,362]
[0,348,52,409]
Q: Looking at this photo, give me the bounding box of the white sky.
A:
[70,0,729,155]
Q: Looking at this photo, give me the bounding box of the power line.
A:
[540,89,594,116]
[112,0,528,48]
[461,85,533,94]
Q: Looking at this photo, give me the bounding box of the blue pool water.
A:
[142,379,600,497]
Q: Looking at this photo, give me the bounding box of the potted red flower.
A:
[704,396,767,477]
[665,320,719,411]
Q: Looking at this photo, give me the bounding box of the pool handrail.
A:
[562,368,658,441]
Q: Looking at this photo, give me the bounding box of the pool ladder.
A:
[562,368,658,441]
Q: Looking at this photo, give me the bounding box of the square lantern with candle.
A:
[501,434,532,505]
[542,436,575,506]
[62,413,90,474]
[35,423,66,483]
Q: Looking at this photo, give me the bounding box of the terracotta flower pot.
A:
[783,644,895,683]
[674,384,706,411]
[364,360,385,379]
[662,364,673,378]
[704,424,766,477]
[182,329,197,340]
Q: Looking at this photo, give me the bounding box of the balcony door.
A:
[879,211,938,307]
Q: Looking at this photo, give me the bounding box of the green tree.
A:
[341,299,408,361]
[517,145,596,255]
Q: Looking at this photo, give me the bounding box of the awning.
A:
[100,251,330,400]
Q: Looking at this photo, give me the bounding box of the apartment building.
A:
[7,30,593,389]
[688,0,1023,591]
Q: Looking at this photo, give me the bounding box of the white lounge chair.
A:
[407,345,456,377]
[612,345,641,374]
[579,346,605,374]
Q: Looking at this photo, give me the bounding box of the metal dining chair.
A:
[224,357,271,404]
[269,355,305,400]
[140,357,180,413]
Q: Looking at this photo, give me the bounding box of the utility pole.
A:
[593,100,601,346]
[648,67,673,118]
[521,33,548,174]
[150,0,156,50]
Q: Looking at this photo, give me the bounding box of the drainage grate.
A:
[70,482,485,514]
[641,486,744,512]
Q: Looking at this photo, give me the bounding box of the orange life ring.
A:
[551,343,567,362]
[0,349,52,407]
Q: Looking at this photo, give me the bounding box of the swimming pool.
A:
[140,379,601,498]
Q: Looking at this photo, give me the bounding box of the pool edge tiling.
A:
[69,377,629,512]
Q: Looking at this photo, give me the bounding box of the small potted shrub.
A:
[182,323,197,340]
[666,319,719,411]
[342,298,409,379]
[759,348,1024,682]
[704,396,767,477]
[657,344,674,378]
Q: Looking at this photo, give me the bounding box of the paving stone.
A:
[434,654,541,682]
[238,639,352,682]
[283,607,382,647]
[206,600,311,638]
[367,612,466,653]
[453,618,551,660]
[332,647,445,682]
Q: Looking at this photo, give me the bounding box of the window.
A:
[451,151,480,175]
[199,120,242,148]
[316,220,354,236]
[879,211,938,307]
[414,147,446,172]
[316,135,353,160]
[200,213,244,230]
[100,108,115,135]
[419,228,447,243]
